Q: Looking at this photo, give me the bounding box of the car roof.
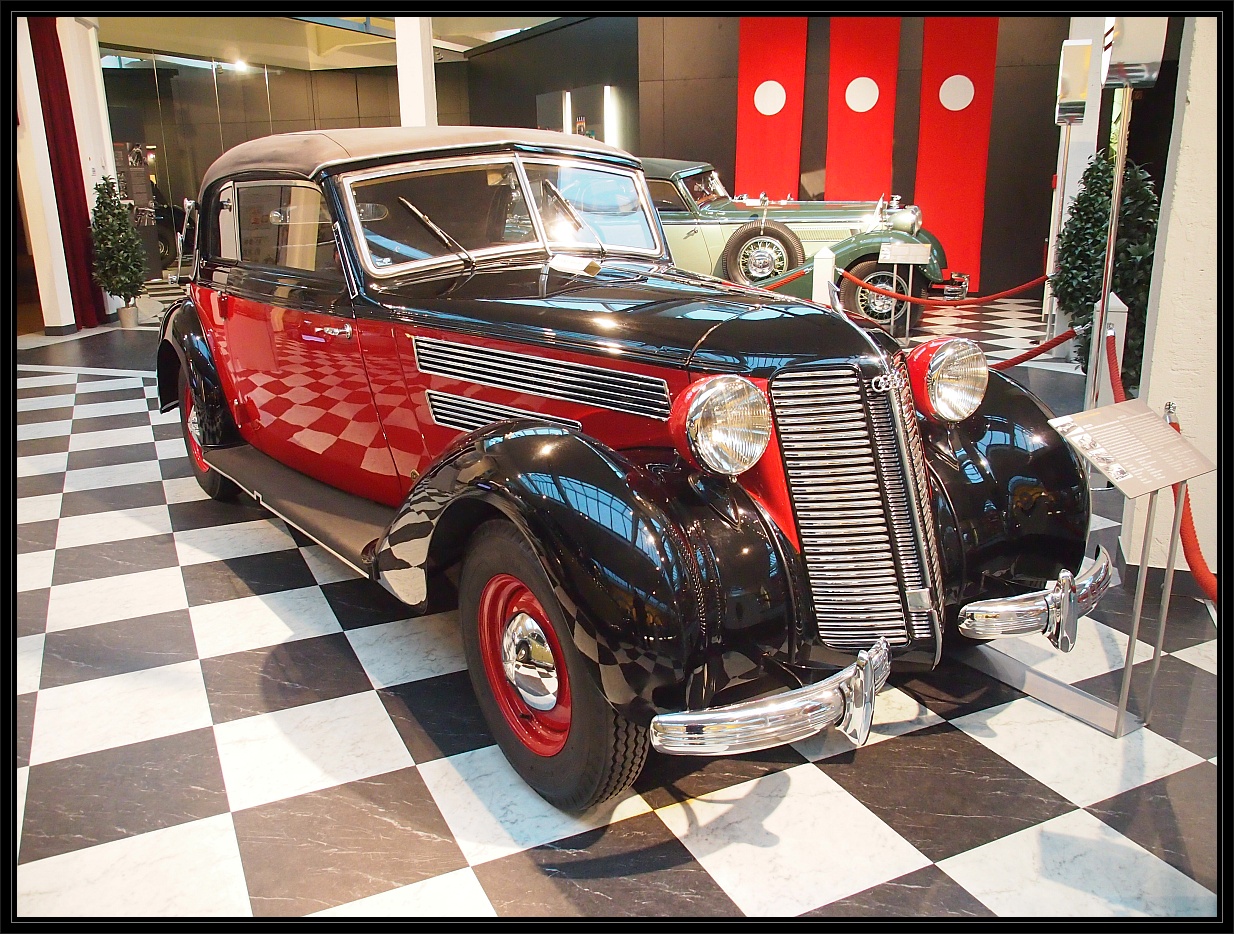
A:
[640,157,714,182]
[200,126,636,193]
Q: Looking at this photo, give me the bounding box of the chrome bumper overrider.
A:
[942,273,970,301]
[649,637,891,756]
[956,546,1112,653]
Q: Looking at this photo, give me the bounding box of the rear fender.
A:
[156,298,241,448]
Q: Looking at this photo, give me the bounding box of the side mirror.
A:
[171,199,198,286]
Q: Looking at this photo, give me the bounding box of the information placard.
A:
[1048,399,1214,499]
[878,241,932,265]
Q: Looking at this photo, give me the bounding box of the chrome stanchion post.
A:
[1115,486,1158,738]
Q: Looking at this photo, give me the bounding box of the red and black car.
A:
[158,126,1110,811]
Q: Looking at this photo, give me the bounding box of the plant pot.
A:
[118,304,139,328]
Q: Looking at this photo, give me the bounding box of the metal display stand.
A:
[959,399,1215,738]
[878,240,932,346]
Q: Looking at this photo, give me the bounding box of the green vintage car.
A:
[642,157,968,330]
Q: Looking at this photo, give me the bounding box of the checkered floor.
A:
[15,345,1217,916]
[912,297,1071,368]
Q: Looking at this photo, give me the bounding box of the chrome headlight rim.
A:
[674,375,772,476]
[908,337,989,423]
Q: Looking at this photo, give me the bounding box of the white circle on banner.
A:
[939,74,975,111]
[754,80,786,116]
[845,77,880,113]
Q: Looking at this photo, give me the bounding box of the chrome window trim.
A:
[425,389,582,433]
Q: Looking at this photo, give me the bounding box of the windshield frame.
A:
[338,151,664,281]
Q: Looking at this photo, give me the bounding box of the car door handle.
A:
[684,227,699,238]
[312,323,353,339]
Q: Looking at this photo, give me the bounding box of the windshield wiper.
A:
[541,179,607,262]
[397,196,477,274]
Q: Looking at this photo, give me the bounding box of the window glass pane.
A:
[215,183,238,261]
[524,163,655,251]
[348,161,532,270]
[647,179,688,212]
[235,184,338,274]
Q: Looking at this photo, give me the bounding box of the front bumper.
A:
[941,272,970,301]
[956,547,1112,653]
[649,637,891,756]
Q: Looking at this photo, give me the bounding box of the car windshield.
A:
[683,170,729,207]
[343,155,658,276]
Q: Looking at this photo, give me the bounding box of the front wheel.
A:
[460,520,650,811]
[179,370,238,501]
[721,219,806,286]
[840,260,926,333]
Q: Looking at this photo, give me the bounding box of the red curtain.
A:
[28,16,105,329]
[824,17,900,201]
[734,17,808,200]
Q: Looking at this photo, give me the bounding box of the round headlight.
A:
[671,375,771,475]
[906,338,988,422]
[888,205,922,235]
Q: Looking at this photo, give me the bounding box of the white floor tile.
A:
[17,493,62,525]
[173,518,295,566]
[17,633,45,696]
[68,425,156,452]
[16,813,252,917]
[17,551,55,593]
[17,393,76,412]
[417,745,649,867]
[976,615,1155,684]
[310,867,497,918]
[46,567,189,632]
[149,408,180,426]
[213,691,413,812]
[655,763,930,916]
[1170,640,1217,676]
[938,808,1217,916]
[189,587,341,657]
[346,611,465,689]
[982,337,1038,350]
[16,420,73,441]
[72,398,151,420]
[162,477,210,504]
[792,685,946,761]
[155,437,189,460]
[17,373,77,389]
[73,377,145,394]
[17,452,68,477]
[55,504,172,549]
[299,544,364,585]
[28,659,212,765]
[62,461,165,493]
[950,697,1203,808]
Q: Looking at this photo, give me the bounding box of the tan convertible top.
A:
[199,126,636,195]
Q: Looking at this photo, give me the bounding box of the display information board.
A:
[1049,399,1215,498]
[878,241,932,265]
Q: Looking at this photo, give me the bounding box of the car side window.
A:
[234,183,340,277]
[647,180,689,212]
[213,182,239,262]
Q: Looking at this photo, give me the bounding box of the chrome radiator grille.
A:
[769,362,939,649]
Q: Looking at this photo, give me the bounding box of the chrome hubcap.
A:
[186,401,203,445]
[740,237,786,280]
[501,612,559,711]
[860,273,908,321]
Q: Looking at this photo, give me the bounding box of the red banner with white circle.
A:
[734,17,808,200]
[912,16,999,291]
[823,17,900,201]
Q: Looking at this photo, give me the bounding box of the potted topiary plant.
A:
[1050,150,1160,394]
[91,175,147,328]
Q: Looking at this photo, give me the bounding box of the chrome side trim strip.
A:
[413,336,672,420]
[425,389,582,433]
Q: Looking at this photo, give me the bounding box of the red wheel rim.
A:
[183,381,211,475]
[477,573,571,757]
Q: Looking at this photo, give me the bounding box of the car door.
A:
[646,178,714,275]
[221,180,402,506]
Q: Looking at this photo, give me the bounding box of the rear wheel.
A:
[840,260,926,333]
[179,370,238,501]
[460,520,650,811]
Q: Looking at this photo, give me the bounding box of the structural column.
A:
[395,17,438,128]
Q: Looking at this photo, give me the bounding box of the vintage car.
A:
[159,126,1109,812]
[642,156,970,331]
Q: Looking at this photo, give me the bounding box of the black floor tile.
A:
[634,745,809,810]
[321,578,419,630]
[66,443,159,471]
[16,692,37,769]
[15,328,160,371]
[232,767,467,917]
[39,610,200,689]
[50,533,181,587]
[17,474,65,498]
[19,728,229,864]
[474,810,742,917]
[1086,587,1215,654]
[71,412,155,434]
[200,633,372,723]
[16,436,71,457]
[17,519,58,555]
[160,456,196,480]
[168,497,271,533]
[16,406,73,426]
[891,653,1026,720]
[17,589,51,638]
[59,481,169,518]
[803,864,995,917]
[181,549,317,606]
[379,671,493,763]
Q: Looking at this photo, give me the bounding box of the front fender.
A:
[921,371,1090,607]
[831,229,945,283]
[372,420,793,724]
[156,298,241,448]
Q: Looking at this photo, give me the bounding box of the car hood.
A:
[700,197,884,227]
[363,259,898,379]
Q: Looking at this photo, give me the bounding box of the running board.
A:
[204,445,397,578]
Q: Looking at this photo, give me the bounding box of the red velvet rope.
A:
[836,268,1049,306]
[990,327,1077,371]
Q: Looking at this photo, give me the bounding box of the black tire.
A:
[460,519,650,811]
[178,369,239,501]
[840,260,927,334]
[721,219,806,286]
[158,227,175,266]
